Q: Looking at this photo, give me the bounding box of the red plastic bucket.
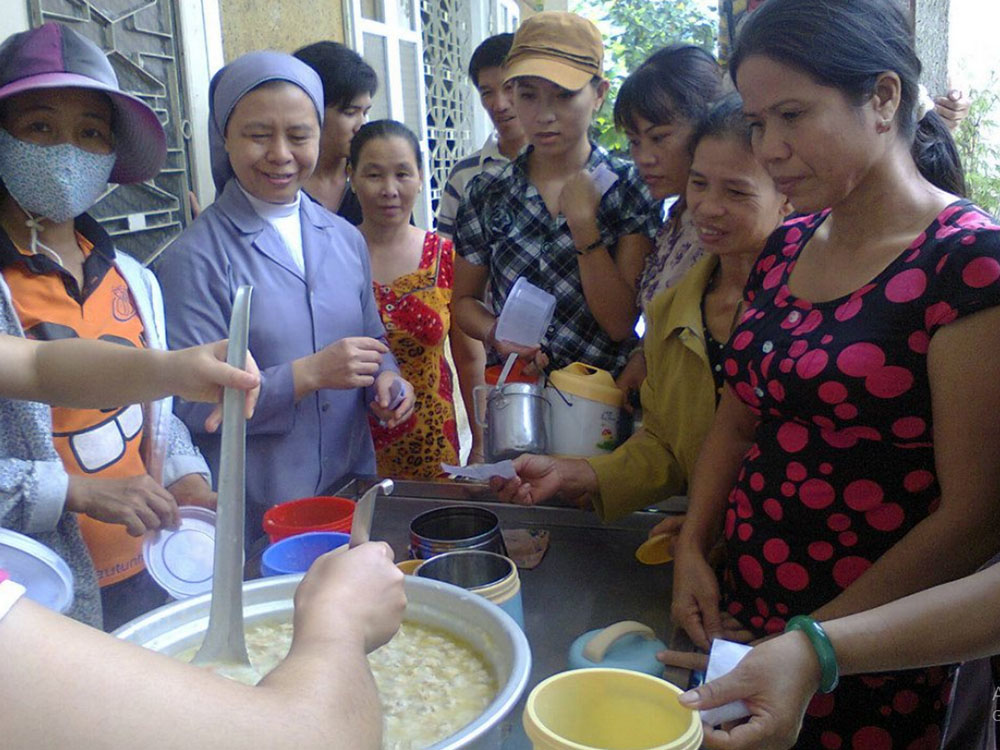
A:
[262,496,355,543]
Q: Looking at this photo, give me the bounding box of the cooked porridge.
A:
[176,620,497,749]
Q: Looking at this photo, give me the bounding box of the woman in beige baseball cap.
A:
[452,11,658,382]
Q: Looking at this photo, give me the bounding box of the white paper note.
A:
[699,639,754,726]
[441,460,517,482]
[589,163,619,197]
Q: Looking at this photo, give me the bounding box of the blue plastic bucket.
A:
[260,531,350,576]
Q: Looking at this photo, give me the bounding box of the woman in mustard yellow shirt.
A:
[492,94,789,521]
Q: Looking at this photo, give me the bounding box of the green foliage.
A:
[574,0,718,153]
[954,75,1000,218]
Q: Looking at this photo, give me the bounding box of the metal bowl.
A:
[114,574,531,750]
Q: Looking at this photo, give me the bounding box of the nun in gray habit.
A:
[156,51,412,544]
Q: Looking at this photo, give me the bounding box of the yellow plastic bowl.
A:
[523,668,703,750]
[395,559,423,575]
[635,533,675,565]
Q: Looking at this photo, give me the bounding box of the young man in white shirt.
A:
[436,34,527,239]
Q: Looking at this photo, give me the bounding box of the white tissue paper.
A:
[699,639,754,726]
[441,460,517,482]
[588,163,619,196]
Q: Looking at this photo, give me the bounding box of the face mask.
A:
[0,128,115,265]
[0,128,115,224]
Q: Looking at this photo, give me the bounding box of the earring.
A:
[876,119,891,134]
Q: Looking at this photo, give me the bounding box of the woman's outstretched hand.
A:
[677,631,821,750]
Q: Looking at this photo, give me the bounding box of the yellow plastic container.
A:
[547,362,625,407]
[545,363,625,456]
[523,668,703,750]
[395,559,423,575]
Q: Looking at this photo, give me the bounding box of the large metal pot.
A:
[474,382,549,461]
[114,575,532,750]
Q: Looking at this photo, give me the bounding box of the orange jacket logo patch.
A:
[112,284,137,322]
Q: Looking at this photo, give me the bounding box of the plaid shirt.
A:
[455,143,659,374]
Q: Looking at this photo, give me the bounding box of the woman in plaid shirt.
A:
[452,11,659,377]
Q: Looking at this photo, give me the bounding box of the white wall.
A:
[468,1,492,149]
[0,4,30,44]
[177,0,225,206]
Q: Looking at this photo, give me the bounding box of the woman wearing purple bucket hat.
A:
[0,22,216,630]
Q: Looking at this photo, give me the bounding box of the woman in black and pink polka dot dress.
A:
[720,203,1000,748]
[670,1,1000,748]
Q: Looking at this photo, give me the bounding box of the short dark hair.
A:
[349,119,422,170]
[730,0,965,196]
[468,33,515,88]
[293,41,378,111]
[614,45,723,133]
[688,92,751,156]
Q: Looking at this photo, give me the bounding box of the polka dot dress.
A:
[722,201,1000,748]
[370,232,460,479]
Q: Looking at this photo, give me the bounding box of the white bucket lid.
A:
[142,506,217,599]
[0,528,74,613]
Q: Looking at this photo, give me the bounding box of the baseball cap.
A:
[503,11,604,91]
[0,22,166,184]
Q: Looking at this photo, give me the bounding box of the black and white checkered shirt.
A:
[455,144,660,375]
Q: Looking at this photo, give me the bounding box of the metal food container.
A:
[474,382,550,461]
[416,550,524,630]
[114,575,532,750]
[409,505,508,560]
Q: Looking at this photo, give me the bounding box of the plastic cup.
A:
[495,277,556,348]
[260,531,350,576]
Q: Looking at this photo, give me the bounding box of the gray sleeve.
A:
[354,231,399,404]
[161,411,212,488]
[0,457,68,533]
[0,398,69,533]
[0,291,69,533]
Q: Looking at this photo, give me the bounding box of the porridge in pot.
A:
[177,619,497,749]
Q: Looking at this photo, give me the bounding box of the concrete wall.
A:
[218,0,346,60]
[914,0,951,95]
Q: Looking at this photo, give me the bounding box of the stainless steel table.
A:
[332,477,691,747]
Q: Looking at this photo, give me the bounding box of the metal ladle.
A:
[495,352,518,391]
[350,478,394,548]
[190,285,258,682]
